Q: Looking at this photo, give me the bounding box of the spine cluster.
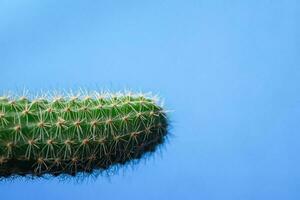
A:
[0,92,168,177]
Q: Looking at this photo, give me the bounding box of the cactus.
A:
[0,91,168,177]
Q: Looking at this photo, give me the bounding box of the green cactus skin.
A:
[0,92,168,177]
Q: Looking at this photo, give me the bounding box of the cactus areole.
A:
[0,92,168,177]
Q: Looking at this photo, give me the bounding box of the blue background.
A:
[0,1,299,199]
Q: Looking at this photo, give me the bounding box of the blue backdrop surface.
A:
[0,1,299,199]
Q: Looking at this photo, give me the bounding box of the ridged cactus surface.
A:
[0,92,168,177]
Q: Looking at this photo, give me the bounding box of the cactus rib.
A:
[0,92,168,177]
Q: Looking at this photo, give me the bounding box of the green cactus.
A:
[0,91,168,177]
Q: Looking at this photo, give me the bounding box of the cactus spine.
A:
[0,92,168,177]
